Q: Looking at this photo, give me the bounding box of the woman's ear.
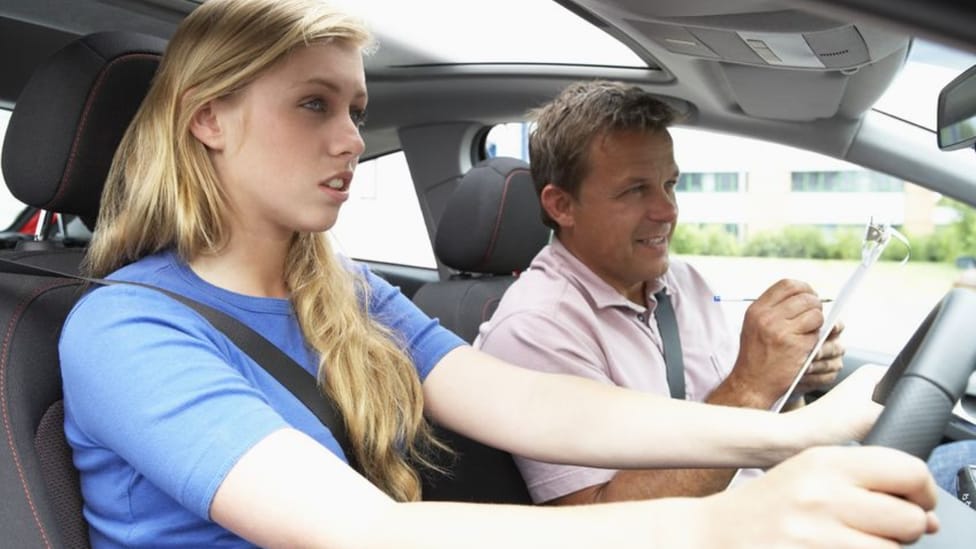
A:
[188,101,224,151]
[540,183,575,230]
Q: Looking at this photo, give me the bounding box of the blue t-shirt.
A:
[59,250,464,548]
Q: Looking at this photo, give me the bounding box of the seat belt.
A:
[0,257,361,473]
[653,289,686,400]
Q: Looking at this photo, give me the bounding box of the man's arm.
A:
[550,280,838,504]
[549,467,735,504]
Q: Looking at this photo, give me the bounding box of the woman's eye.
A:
[303,98,326,112]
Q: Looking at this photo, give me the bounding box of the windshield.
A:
[326,0,646,67]
[874,39,976,131]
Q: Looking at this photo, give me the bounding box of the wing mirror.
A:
[937,64,976,152]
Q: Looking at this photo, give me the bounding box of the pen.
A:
[712,296,834,303]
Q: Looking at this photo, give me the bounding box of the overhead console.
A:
[626,9,907,72]
[566,0,912,121]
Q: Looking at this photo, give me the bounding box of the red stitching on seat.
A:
[52,52,160,208]
[478,168,529,270]
[0,279,81,549]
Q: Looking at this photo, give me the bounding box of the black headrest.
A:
[1,31,165,228]
[434,157,550,275]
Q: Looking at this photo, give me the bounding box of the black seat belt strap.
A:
[653,289,686,400]
[0,257,361,473]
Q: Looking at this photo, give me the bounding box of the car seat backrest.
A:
[0,31,164,548]
[2,31,165,232]
[413,156,550,504]
[413,156,551,342]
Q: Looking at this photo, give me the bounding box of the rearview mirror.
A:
[937,64,976,151]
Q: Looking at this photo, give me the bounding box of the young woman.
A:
[59,0,938,547]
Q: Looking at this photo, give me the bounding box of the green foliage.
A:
[671,224,739,256]
[670,224,704,255]
[902,227,960,263]
[880,198,976,263]
[940,197,976,259]
[829,228,863,260]
[742,226,831,259]
[675,197,976,263]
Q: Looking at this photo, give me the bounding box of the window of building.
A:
[677,172,738,192]
[791,171,904,192]
[677,173,703,192]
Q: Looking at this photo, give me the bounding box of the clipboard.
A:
[727,220,908,489]
[769,220,908,412]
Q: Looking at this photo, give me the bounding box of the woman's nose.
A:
[331,116,366,157]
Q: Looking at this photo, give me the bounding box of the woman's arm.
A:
[421,346,882,469]
[210,428,700,549]
[210,429,936,549]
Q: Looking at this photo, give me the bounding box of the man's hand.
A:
[722,279,824,408]
[792,321,845,397]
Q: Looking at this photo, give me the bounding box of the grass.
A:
[679,255,964,356]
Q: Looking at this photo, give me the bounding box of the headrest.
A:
[1,31,165,228]
[434,156,551,275]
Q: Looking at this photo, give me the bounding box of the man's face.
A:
[555,129,679,301]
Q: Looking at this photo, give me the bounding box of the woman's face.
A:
[202,41,367,243]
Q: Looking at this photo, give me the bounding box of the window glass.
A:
[874,39,976,131]
[483,120,976,356]
[0,109,29,230]
[669,127,974,356]
[328,0,646,68]
[330,152,436,268]
[485,123,531,161]
[487,121,976,356]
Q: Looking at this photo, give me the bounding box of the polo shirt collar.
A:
[548,237,673,312]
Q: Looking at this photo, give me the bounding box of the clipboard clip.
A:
[862,218,910,265]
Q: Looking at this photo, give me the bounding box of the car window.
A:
[0,109,29,230]
[669,126,974,356]
[1,107,433,265]
[486,122,531,162]
[330,0,645,68]
[484,121,976,357]
[329,151,436,268]
[874,39,976,131]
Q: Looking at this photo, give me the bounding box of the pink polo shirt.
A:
[475,238,754,503]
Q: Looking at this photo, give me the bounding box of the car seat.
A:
[0,31,165,548]
[413,156,551,504]
[412,156,551,342]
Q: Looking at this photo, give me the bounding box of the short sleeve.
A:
[358,265,465,380]
[60,285,289,518]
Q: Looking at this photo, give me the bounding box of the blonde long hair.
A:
[86,0,439,501]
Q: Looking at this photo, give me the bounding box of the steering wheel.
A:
[864,287,976,454]
[860,288,976,548]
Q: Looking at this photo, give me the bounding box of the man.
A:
[475,80,847,505]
